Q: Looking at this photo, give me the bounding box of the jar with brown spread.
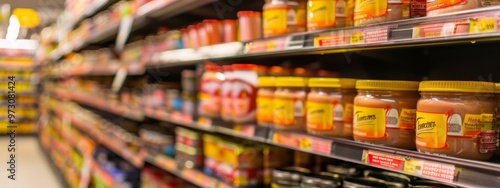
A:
[306,78,357,138]
[257,77,276,127]
[273,77,307,130]
[353,80,420,150]
[416,81,497,161]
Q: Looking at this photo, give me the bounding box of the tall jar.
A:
[263,0,290,37]
[307,78,357,138]
[416,81,497,161]
[307,0,337,30]
[231,64,258,124]
[257,77,276,127]
[273,77,307,130]
[221,65,234,122]
[198,65,223,119]
[238,11,262,41]
[353,80,420,150]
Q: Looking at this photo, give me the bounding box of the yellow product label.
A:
[415,112,447,149]
[353,106,387,138]
[354,0,388,20]
[463,114,494,137]
[264,8,288,36]
[399,108,416,129]
[257,96,274,123]
[470,17,497,34]
[344,103,354,123]
[402,5,410,19]
[307,101,334,130]
[296,8,307,25]
[273,98,296,125]
[350,31,365,44]
[307,1,336,28]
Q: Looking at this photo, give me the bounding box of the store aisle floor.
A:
[0,136,63,188]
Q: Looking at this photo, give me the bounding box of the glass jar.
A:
[354,0,410,26]
[272,167,311,188]
[306,78,356,138]
[307,0,337,30]
[198,65,223,119]
[416,81,497,161]
[353,80,420,150]
[273,77,307,130]
[231,64,258,124]
[263,0,290,37]
[257,77,276,127]
[237,11,262,41]
[221,65,234,122]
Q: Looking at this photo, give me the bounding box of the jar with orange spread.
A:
[416,81,497,161]
[257,77,276,127]
[353,80,420,150]
[307,78,357,138]
[273,77,307,130]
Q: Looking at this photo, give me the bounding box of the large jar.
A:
[263,0,306,37]
[238,11,262,41]
[353,80,420,150]
[257,77,276,127]
[427,0,481,16]
[221,65,234,122]
[231,64,258,124]
[273,77,307,130]
[198,65,223,119]
[306,78,357,138]
[354,0,410,26]
[416,81,497,161]
[307,0,337,30]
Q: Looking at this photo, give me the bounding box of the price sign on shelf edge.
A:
[470,17,498,34]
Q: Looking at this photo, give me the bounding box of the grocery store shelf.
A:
[46,62,145,78]
[145,108,500,188]
[145,152,233,188]
[53,89,144,121]
[149,6,500,67]
[91,159,116,187]
[38,136,72,188]
[68,0,118,30]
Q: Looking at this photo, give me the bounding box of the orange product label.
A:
[264,7,288,36]
[344,103,354,123]
[307,101,335,130]
[399,108,416,129]
[273,98,304,125]
[257,96,274,123]
[307,0,337,28]
[354,0,388,20]
[353,106,387,138]
[415,111,448,149]
[427,0,467,12]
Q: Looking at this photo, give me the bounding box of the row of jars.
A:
[257,78,500,161]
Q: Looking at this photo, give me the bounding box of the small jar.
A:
[257,77,276,127]
[237,11,262,41]
[306,78,357,138]
[203,19,223,45]
[416,81,497,161]
[273,77,307,130]
[273,167,311,188]
[307,0,337,30]
[222,20,237,42]
[353,80,420,150]
[354,0,410,26]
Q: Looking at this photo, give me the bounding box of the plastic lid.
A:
[356,80,420,91]
[259,77,275,87]
[309,78,357,88]
[275,77,307,87]
[419,81,495,93]
[494,83,500,93]
[237,11,259,17]
[232,64,257,70]
[205,64,221,71]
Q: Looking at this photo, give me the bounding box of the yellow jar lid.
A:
[495,83,500,93]
[419,81,495,93]
[275,77,306,87]
[258,76,275,87]
[356,80,419,91]
[308,78,357,88]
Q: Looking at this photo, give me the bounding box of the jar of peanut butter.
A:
[353,80,420,150]
[273,77,307,130]
[307,78,357,138]
[416,81,497,161]
[257,77,276,127]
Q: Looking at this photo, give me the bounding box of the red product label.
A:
[479,130,498,153]
[365,27,389,43]
[366,152,404,170]
[310,138,332,154]
[231,78,257,119]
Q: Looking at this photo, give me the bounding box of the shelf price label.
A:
[299,137,312,150]
[470,17,498,34]
[350,31,365,44]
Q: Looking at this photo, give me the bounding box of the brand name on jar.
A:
[356,114,376,121]
[417,121,437,130]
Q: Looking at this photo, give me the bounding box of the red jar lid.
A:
[232,64,257,70]
[205,64,221,71]
[237,11,260,17]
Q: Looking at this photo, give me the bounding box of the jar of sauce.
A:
[273,77,307,130]
[354,0,410,26]
[353,80,420,150]
[306,78,356,138]
[198,65,224,119]
[416,81,497,161]
[257,77,276,127]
